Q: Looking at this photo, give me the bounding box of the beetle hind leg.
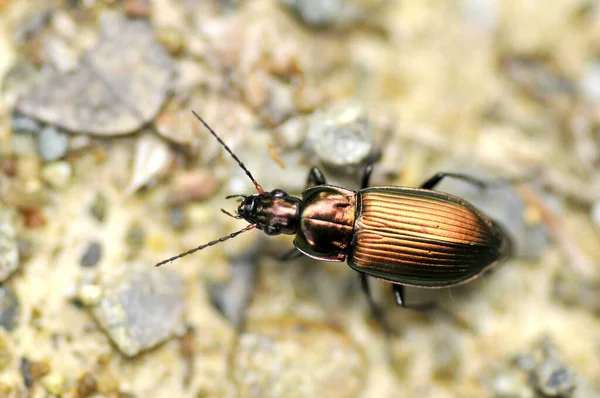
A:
[358,273,392,334]
[420,172,489,191]
[392,284,435,311]
[279,248,304,261]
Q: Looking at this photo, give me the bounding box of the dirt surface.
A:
[1,1,600,397]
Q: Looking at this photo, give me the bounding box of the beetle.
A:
[157,111,512,318]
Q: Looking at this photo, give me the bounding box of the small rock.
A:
[281,0,378,28]
[125,222,146,250]
[168,207,186,230]
[167,170,219,206]
[581,61,600,104]
[40,372,66,395]
[76,285,104,307]
[532,358,577,397]
[89,191,108,223]
[38,126,69,162]
[10,113,41,134]
[0,285,20,331]
[490,371,531,398]
[553,270,600,314]
[41,161,72,189]
[76,372,98,398]
[232,317,366,397]
[124,0,151,17]
[80,242,102,267]
[307,100,374,167]
[127,133,172,194]
[154,111,200,146]
[89,268,185,357]
[591,201,600,227]
[16,14,175,135]
[208,238,264,329]
[20,208,46,228]
[0,208,19,282]
[156,27,185,56]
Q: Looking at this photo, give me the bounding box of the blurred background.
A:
[1,0,600,397]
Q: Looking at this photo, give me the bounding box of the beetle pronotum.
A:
[157,111,512,320]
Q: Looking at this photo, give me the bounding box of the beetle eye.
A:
[271,189,288,198]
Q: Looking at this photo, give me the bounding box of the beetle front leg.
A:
[358,273,391,334]
[306,167,327,188]
[420,172,489,191]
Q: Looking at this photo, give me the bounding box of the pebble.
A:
[80,241,102,267]
[40,161,72,189]
[581,61,600,104]
[38,126,69,162]
[155,27,185,56]
[167,170,219,206]
[307,100,374,167]
[124,0,151,18]
[125,222,146,250]
[208,238,264,329]
[126,133,172,194]
[16,14,175,135]
[76,285,104,307]
[232,317,366,397]
[532,358,577,397]
[40,372,66,395]
[10,113,41,134]
[0,285,20,332]
[89,268,185,357]
[591,200,600,227]
[553,270,600,314]
[76,372,98,398]
[0,208,19,282]
[280,0,371,28]
[89,191,108,223]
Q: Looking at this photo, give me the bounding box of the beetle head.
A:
[238,189,300,236]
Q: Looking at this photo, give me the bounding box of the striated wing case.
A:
[348,187,510,287]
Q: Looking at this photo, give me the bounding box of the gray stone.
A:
[16,13,175,136]
[0,208,19,283]
[0,285,20,331]
[307,100,374,167]
[89,268,185,357]
[80,241,102,267]
[38,126,68,162]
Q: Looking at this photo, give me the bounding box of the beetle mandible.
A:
[157,111,512,314]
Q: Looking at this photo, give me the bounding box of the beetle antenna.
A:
[191,110,265,194]
[155,224,256,267]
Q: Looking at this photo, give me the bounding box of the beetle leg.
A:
[358,273,391,334]
[360,162,374,189]
[420,172,489,191]
[306,167,327,188]
[279,248,304,261]
[392,285,435,311]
